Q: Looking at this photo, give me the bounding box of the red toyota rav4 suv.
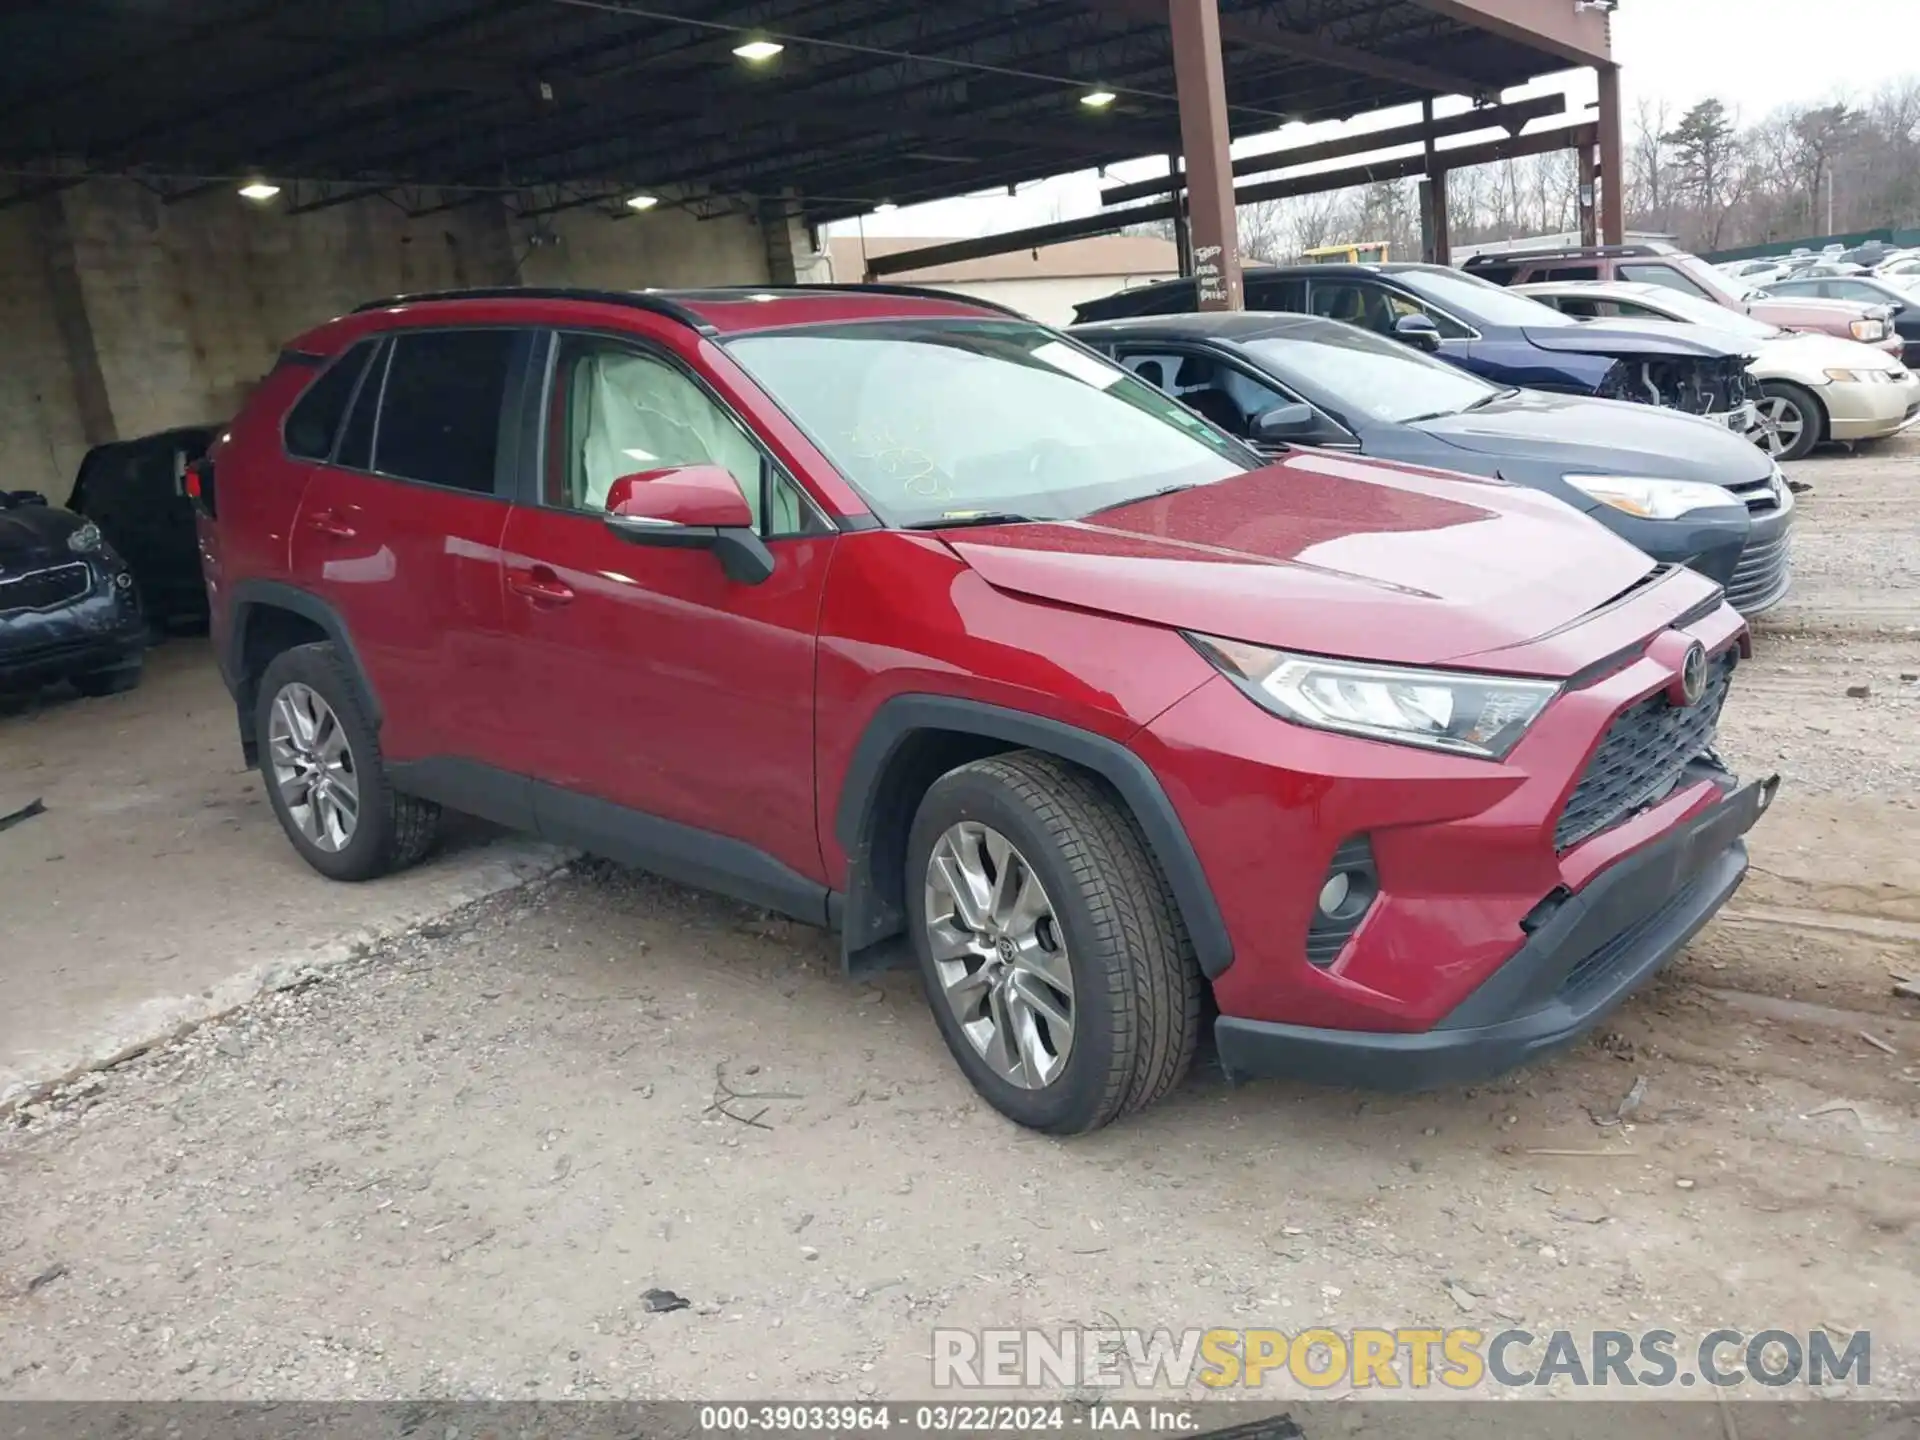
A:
[195,284,1776,1134]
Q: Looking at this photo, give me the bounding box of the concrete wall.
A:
[2,182,783,504]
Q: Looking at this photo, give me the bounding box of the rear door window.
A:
[1244,277,1306,313]
[333,340,387,472]
[1619,263,1712,299]
[1542,265,1601,281]
[372,330,519,495]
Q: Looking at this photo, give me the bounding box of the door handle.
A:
[304,509,358,539]
[508,567,575,605]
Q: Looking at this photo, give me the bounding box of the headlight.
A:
[1851,318,1888,342]
[1824,368,1864,383]
[1562,474,1738,520]
[66,520,103,553]
[1187,635,1560,759]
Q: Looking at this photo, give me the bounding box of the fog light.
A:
[114,572,134,589]
[1317,872,1351,915]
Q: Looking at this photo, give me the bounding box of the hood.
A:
[1762,330,1907,372]
[1748,295,1882,323]
[944,454,1690,677]
[1521,320,1755,361]
[1411,390,1775,486]
[0,498,83,566]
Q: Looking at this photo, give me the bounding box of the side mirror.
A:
[603,465,774,585]
[1392,313,1443,352]
[1250,402,1323,445]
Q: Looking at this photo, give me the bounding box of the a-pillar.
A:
[1168,0,1241,309]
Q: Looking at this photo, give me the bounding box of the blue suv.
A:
[1074,263,1759,431]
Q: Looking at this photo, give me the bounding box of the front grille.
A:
[1725,531,1793,614]
[1554,651,1736,852]
[0,561,90,614]
[1725,473,1783,515]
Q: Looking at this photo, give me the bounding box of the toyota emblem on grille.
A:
[1679,641,1708,707]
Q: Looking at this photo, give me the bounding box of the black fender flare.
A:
[833,694,1234,979]
[226,580,383,728]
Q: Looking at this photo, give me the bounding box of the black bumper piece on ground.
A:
[1215,772,1780,1091]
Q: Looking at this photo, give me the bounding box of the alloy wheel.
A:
[923,821,1074,1089]
[1755,395,1805,458]
[268,682,360,852]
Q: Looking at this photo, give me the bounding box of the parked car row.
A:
[179,282,1776,1135]
[1074,258,1802,615]
[1513,279,1919,461]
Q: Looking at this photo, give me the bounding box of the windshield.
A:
[1623,287,1780,339]
[1242,325,1501,425]
[725,320,1254,527]
[1669,253,1746,304]
[1397,268,1580,327]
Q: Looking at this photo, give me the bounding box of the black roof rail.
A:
[782,281,1032,321]
[349,286,721,335]
[1463,242,1674,267]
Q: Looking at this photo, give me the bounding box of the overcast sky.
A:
[829,0,1920,241]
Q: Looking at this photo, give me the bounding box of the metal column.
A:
[1168,154,1194,277]
[1596,63,1626,245]
[1168,0,1242,309]
[1418,99,1452,266]
[1577,141,1599,247]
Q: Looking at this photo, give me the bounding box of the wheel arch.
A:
[225,581,380,766]
[832,695,1233,980]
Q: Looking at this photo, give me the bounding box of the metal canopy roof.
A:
[0,0,1599,224]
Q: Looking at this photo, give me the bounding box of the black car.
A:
[0,489,147,699]
[68,424,218,630]
[1073,262,1761,431]
[1069,311,1795,616]
[1756,274,1920,366]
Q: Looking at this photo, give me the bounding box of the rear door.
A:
[287,326,533,769]
[497,326,836,891]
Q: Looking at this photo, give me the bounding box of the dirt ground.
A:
[0,644,565,1105]
[2,436,1916,1407]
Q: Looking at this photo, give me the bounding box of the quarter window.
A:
[373,330,517,495]
[284,343,374,460]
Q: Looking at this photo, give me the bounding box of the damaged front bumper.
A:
[0,560,146,690]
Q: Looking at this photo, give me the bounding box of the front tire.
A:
[255,642,441,881]
[905,752,1202,1134]
[1755,381,1823,462]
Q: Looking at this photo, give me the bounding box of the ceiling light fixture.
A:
[1080,89,1118,109]
[732,38,784,62]
[237,181,281,201]
[625,193,660,211]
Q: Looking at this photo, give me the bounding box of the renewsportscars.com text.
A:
[932,1326,1871,1392]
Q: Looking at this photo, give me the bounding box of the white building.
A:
[826,235,1180,325]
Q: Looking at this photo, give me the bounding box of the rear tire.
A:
[905,752,1202,1134]
[1756,380,1823,462]
[255,642,441,881]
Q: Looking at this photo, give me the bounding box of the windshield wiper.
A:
[1403,388,1520,424]
[1086,482,1199,516]
[902,511,1041,530]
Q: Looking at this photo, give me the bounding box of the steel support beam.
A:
[1079,0,1480,97]
[864,121,1595,278]
[1168,0,1239,310]
[1596,63,1625,245]
[1401,0,1613,67]
[1100,92,1568,205]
